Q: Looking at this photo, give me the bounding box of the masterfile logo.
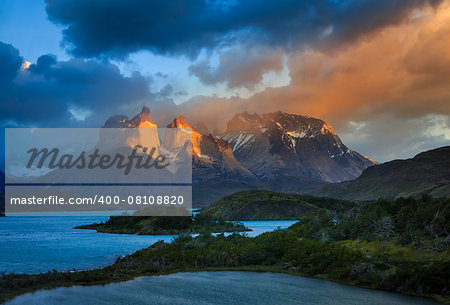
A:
[4,128,193,216]
[26,145,169,175]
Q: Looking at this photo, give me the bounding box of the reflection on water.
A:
[6,271,440,305]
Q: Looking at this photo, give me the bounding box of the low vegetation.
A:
[200,190,355,220]
[317,146,450,201]
[75,214,251,235]
[1,195,449,303]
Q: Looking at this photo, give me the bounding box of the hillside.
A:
[200,190,354,220]
[192,176,328,208]
[317,146,450,201]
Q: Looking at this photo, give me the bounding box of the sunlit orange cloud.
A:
[173,0,450,133]
[247,0,450,126]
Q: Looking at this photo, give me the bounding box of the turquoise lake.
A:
[0,216,296,274]
[1,217,441,305]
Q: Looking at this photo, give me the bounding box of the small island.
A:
[75,214,251,235]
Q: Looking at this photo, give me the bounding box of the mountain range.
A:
[101,107,449,206]
[2,107,449,208]
[106,107,377,181]
[166,115,257,183]
[100,107,379,205]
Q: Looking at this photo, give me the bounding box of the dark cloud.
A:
[28,54,57,75]
[189,45,283,89]
[0,42,23,82]
[155,72,168,78]
[0,41,151,127]
[166,2,450,161]
[45,0,442,59]
[157,84,173,97]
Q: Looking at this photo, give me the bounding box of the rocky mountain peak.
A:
[102,108,376,184]
[103,115,128,128]
[205,133,218,142]
[126,106,157,128]
[103,105,157,128]
[320,123,336,135]
[204,133,231,152]
[164,116,232,156]
[226,111,337,138]
[161,115,256,183]
[261,111,335,136]
[226,112,265,133]
[222,111,377,182]
[167,115,194,130]
[141,105,150,114]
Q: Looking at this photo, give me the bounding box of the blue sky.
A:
[0,0,449,167]
[0,0,66,61]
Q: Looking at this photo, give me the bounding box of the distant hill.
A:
[317,146,450,201]
[193,176,328,208]
[200,190,354,220]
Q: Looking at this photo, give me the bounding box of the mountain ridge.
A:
[221,111,377,182]
[98,107,388,206]
[103,107,377,187]
[316,146,450,201]
[164,115,258,183]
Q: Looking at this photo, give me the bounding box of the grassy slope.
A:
[200,190,354,220]
[317,146,450,201]
[192,176,328,208]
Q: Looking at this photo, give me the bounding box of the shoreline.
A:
[3,197,449,304]
[3,265,447,304]
[74,226,252,235]
[73,215,252,235]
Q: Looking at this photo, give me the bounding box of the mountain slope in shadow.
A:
[316,146,450,201]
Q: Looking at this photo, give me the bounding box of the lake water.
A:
[6,271,440,305]
[240,220,297,237]
[0,217,296,274]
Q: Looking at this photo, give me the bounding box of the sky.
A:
[0,0,449,167]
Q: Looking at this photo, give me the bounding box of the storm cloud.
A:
[149,1,450,161]
[0,41,151,127]
[45,0,443,59]
[0,42,22,82]
[1,0,449,164]
[188,45,284,89]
